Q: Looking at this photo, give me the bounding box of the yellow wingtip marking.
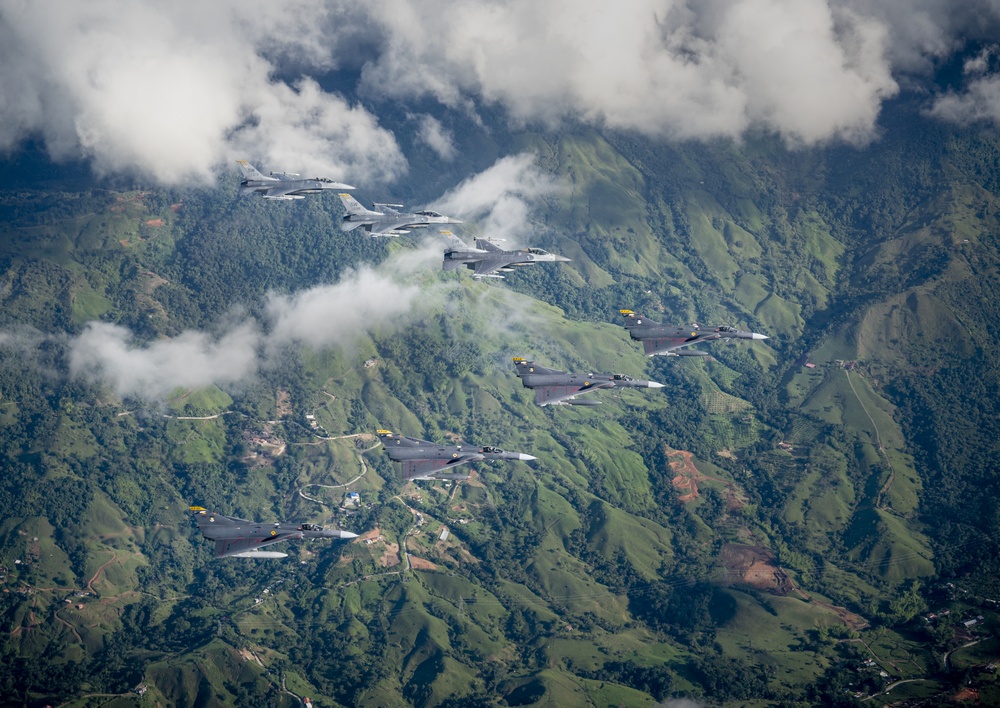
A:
[376,429,393,435]
[189,505,206,511]
[619,309,635,314]
[512,357,525,362]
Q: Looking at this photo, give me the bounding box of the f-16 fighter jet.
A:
[619,309,768,357]
[190,506,357,559]
[377,430,535,481]
[441,232,571,279]
[236,160,355,200]
[338,195,461,236]
[512,357,663,406]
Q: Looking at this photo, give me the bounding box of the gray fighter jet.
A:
[190,506,357,559]
[512,357,663,406]
[236,160,355,201]
[338,195,461,236]
[441,232,571,279]
[377,430,535,481]
[619,309,768,357]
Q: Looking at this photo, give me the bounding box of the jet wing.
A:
[642,337,697,355]
[213,532,297,558]
[402,454,483,481]
[369,217,412,236]
[534,382,613,405]
[472,258,506,277]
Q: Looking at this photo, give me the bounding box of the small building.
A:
[345,492,361,507]
[364,358,378,368]
[439,528,450,542]
[805,362,817,369]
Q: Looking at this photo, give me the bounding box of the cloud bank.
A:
[3,0,1000,183]
[0,0,403,185]
[66,258,427,399]
[430,153,564,244]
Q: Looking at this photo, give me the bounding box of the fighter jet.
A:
[512,357,663,406]
[190,506,357,559]
[236,160,355,200]
[377,430,535,481]
[619,309,768,357]
[338,194,461,236]
[441,232,571,279]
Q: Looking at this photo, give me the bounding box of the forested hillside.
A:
[1,98,999,706]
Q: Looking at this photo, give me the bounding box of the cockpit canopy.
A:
[525,248,549,255]
[416,210,442,217]
[300,523,323,531]
[480,446,504,454]
[718,326,737,333]
[612,374,634,381]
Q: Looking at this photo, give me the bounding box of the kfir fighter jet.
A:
[338,195,461,236]
[236,160,355,200]
[619,309,768,357]
[512,357,663,406]
[190,506,357,559]
[377,430,535,481]
[441,232,571,279]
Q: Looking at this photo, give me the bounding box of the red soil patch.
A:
[721,544,794,595]
[409,556,438,571]
[145,219,164,227]
[170,203,183,212]
[667,447,745,509]
[953,688,979,703]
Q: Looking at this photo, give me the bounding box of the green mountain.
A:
[1,101,999,706]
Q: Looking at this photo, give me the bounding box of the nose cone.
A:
[330,529,359,540]
[751,333,768,340]
[647,381,664,388]
[446,217,463,224]
[518,453,537,462]
[555,255,572,262]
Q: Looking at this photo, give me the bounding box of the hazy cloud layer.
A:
[430,153,564,244]
[0,0,403,184]
[2,0,999,182]
[66,258,427,399]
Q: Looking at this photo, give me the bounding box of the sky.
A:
[2,0,1000,186]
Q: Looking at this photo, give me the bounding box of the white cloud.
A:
[64,252,437,399]
[414,114,457,161]
[0,0,403,185]
[3,0,1000,182]
[430,153,565,244]
[357,0,899,144]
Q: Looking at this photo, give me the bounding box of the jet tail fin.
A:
[440,230,472,250]
[236,160,269,181]
[339,193,378,216]
[619,309,660,327]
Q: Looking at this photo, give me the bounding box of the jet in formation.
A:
[190,506,357,559]
[512,357,663,406]
[441,232,571,279]
[377,430,535,481]
[619,309,768,357]
[338,195,461,236]
[236,160,355,201]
